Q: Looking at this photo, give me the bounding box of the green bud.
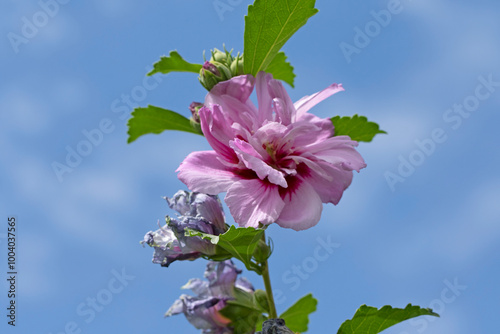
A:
[199,60,233,91]
[210,48,233,64]
[253,238,272,263]
[199,48,244,91]
[230,55,244,76]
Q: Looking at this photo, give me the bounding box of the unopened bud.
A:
[230,55,244,76]
[210,48,233,64]
[199,48,244,91]
[189,102,203,124]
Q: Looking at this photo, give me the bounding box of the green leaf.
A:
[253,289,270,314]
[220,287,263,334]
[244,0,318,76]
[337,304,439,334]
[279,293,317,332]
[186,226,265,274]
[147,51,202,76]
[127,105,202,143]
[331,114,387,142]
[265,52,295,87]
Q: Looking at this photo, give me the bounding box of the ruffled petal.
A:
[276,177,323,231]
[199,105,238,163]
[182,278,210,297]
[294,83,344,118]
[205,75,258,132]
[294,113,335,142]
[207,74,255,104]
[255,72,275,125]
[230,138,287,188]
[268,78,296,125]
[306,135,367,172]
[177,151,239,195]
[225,179,285,227]
[297,160,354,205]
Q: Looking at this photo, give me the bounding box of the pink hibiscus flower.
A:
[177,72,366,231]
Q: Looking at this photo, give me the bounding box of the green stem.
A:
[261,233,278,319]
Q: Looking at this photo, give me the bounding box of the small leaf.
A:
[244,0,318,76]
[148,51,202,76]
[331,114,387,142]
[220,288,262,334]
[265,52,295,87]
[127,105,202,143]
[337,304,439,334]
[279,293,317,333]
[186,226,265,274]
[253,289,270,314]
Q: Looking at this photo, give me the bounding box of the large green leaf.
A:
[279,294,317,333]
[127,105,202,143]
[337,304,439,334]
[331,114,387,142]
[147,51,202,76]
[244,0,318,76]
[265,52,295,87]
[186,226,265,274]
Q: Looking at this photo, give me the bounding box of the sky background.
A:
[1,0,499,333]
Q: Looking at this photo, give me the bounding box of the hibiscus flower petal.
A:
[199,105,238,163]
[256,72,274,125]
[230,139,287,188]
[298,160,354,205]
[307,135,367,172]
[177,151,239,195]
[276,178,323,231]
[294,113,335,141]
[294,83,344,118]
[267,77,297,125]
[225,179,285,227]
[207,74,255,104]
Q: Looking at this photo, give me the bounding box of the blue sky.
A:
[1,0,499,333]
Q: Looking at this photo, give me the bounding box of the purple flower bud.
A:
[189,102,203,123]
[203,61,221,77]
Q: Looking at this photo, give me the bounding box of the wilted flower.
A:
[141,190,227,267]
[166,260,254,334]
[177,72,366,231]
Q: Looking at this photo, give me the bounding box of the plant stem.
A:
[261,232,278,319]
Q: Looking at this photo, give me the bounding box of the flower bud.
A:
[230,55,244,76]
[199,48,243,91]
[189,102,203,124]
[210,48,233,64]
